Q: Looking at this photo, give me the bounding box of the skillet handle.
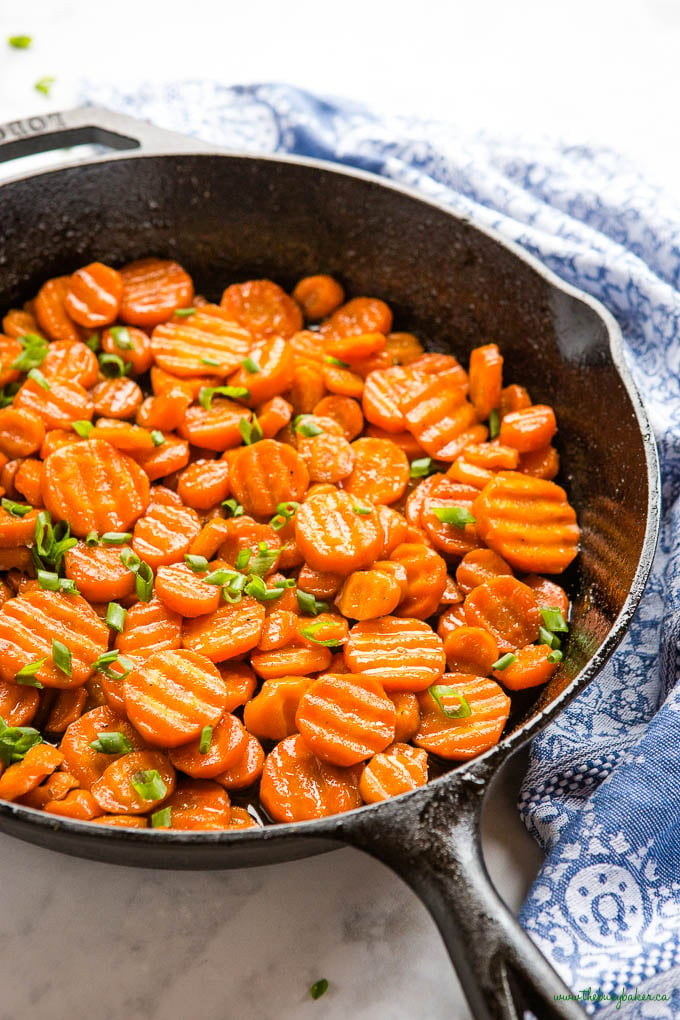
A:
[338,756,585,1020]
[0,106,218,167]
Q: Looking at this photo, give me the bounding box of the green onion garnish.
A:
[547,649,563,664]
[85,333,101,353]
[89,731,133,754]
[28,368,50,389]
[241,356,261,373]
[150,430,165,447]
[98,352,129,378]
[185,554,209,573]
[299,621,345,647]
[540,607,569,633]
[352,505,372,516]
[200,356,221,367]
[36,569,78,594]
[538,625,561,650]
[106,602,127,634]
[120,548,141,571]
[244,575,284,602]
[8,35,32,49]
[492,653,517,671]
[222,498,244,517]
[323,355,349,367]
[131,769,167,802]
[235,549,252,570]
[85,531,99,546]
[488,409,500,440]
[52,639,72,677]
[429,685,472,718]
[10,333,48,372]
[249,542,278,576]
[72,420,94,438]
[91,650,135,680]
[31,511,77,573]
[135,562,154,602]
[296,418,324,438]
[101,532,132,546]
[0,716,42,766]
[310,979,329,1000]
[198,385,250,410]
[174,307,196,318]
[409,457,433,478]
[270,500,300,531]
[238,415,263,445]
[198,726,213,754]
[109,326,133,350]
[15,658,47,682]
[432,506,476,528]
[296,590,328,616]
[34,76,55,97]
[204,568,239,587]
[1,498,31,517]
[151,806,172,827]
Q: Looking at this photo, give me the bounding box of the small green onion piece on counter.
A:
[52,639,72,677]
[151,807,172,828]
[538,625,561,649]
[296,590,328,616]
[72,420,94,438]
[89,731,133,754]
[198,726,213,755]
[429,685,472,719]
[352,505,372,516]
[235,549,252,570]
[34,76,55,96]
[239,415,263,445]
[310,980,329,1000]
[488,409,500,441]
[222,498,244,517]
[1,498,31,517]
[98,352,128,378]
[131,769,167,802]
[101,531,132,546]
[8,35,32,49]
[198,385,250,410]
[241,356,261,373]
[540,607,569,633]
[135,562,154,602]
[174,307,196,318]
[492,653,517,671]
[109,326,133,350]
[409,457,432,478]
[547,650,564,664]
[15,658,47,682]
[150,430,165,447]
[106,602,127,634]
[432,506,476,528]
[185,554,209,573]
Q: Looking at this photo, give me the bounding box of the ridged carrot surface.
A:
[119,258,194,327]
[293,274,345,321]
[296,672,396,766]
[182,597,266,662]
[64,542,137,602]
[0,678,39,726]
[295,489,382,574]
[389,542,448,619]
[34,276,82,343]
[342,437,409,505]
[151,309,251,377]
[468,343,503,420]
[0,744,64,801]
[160,780,231,830]
[344,616,446,692]
[132,500,200,568]
[102,326,153,376]
[259,733,362,822]
[420,478,481,558]
[243,675,313,742]
[60,705,147,787]
[90,749,176,814]
[456,548,513,594]
[155,562,222,617]
[320,297,392,340]
[91,378,143,420]
[464,575,541,651]
[169,712,248,777]
[220,280,302,340]
[15,377,94,431]
[229,439,309,517]
[114,596,182,657]
[42,340,100,388]
[214,731,265,790]
[415,674,511,760]
[402,372,487,460]
[359,743,428,803]
[64,262,123,328]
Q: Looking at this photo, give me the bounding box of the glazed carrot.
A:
[0,744,64,801]
[0,504,42,550]
[132,501,200,569]
[92,419,155,454]
[297,564,343,599]
[312,395,364,441]
[442,625,499,675]
[2,309,43,341]
[217,517,282,573]
[402,371,486,461]
[259,733,362,822]
[178,399,250,452]
[493,643,559,690]
[404,472,444,526]
[101,326,153,375]
[390,691,421,743]
[522,574,569,615]
[293,274,345,320]
[375,505,409,557]
[440,573,464,605]
[0,407,45,458]
[218,663,258,712]
[41,339,100,388]
[359,742,428,803]
[91,377,143,420]
[243,675,314,742]
[468,343,503,420]
[500,384,532,417]
[227,805,260,829]
[0,335,23,387]
[151,308,251,377]
[0,548,33,572]
[42,439,150,536]
[464,575,540,651]
[335,568,402,620]
[228,336,296,404]
[410,353,469,379]
[519,445,560,480]
[119,258,194,327]
[45,688,87,732]
[44,789,103,820]
[287,362,326,414]
[445,457,493,490]
[228,439,309,517]
[361,365,417,432]
[385,332,424,365]
[93,815,148,828]
[296,672,396,767]
[11,455,43,505]
[420,478,481,558]
[123,649,227,748]
[499,405,557,453]
[137,384,192,429]
[115,596,182,657]
[154,562,222,617]
[169,713,248,777]
[64,262,123,328]
[19,770,79,809]
[249,643,332,680]
[221,279,302,340]
[344,616,446,691]
[462,443,519,471]
[325,330,386,364]
[297,432,354,484]
[159,780,231,830]
[34,276,81,343]
[256,395,293,438]
[189,517,231,561]
[415,675,511,760]
[133,434,190,480]
[257,610,299,651]
[214,730,265,790]
[473,471,580,574]
[341,437,409,505]
[182,596,266,662]
[389,542,448,619]
[0,679,39,726]
[177,459,230,510]
[295,489,382,574]
[321,297,392,339]
[456,548,514,595]
[14,376,94,431]
[90,749,176,814]
[0,589,109,688]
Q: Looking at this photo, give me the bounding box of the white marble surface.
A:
[0,1,676,1017]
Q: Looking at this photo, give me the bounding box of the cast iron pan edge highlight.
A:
[0,108,661,1020]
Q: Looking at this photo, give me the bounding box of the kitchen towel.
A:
[81,80,680,1017]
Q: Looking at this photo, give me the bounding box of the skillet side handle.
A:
[339,762,586,1020]
[0,106,218,166]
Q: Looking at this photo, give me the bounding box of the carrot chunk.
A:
[464,575,541,651]
[500,405,557,454]
[456,548,514,594]
[34,276,81,343]
[296,672,396,766]
[90,749,176,814]
[0,407,45,458]
[468,343,503,420]
[0,679,39,726]
[114,596,182,657]
[260,734,362,822]
[59,705,147,787]
[415,675,511,759]
[293,274,345,320]
[442,625,499,675]
[243,675,314,742]
[91,377,143,420]
[214,731,265,790]
[341,437,409,505]
[64,262,123,328]
[0,743,64,801]
[169,713,248,777]
[494,642,560,690]
[119,258,194,328]
[389,542,448,619]
[132,501,200,569]
[155,562,222,617]
[335,568,402,620]
[359,742,428,803]
[344,616,446,692]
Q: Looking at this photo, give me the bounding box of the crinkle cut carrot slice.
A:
[420,478,481,558]
[472,470,580,574]
[442,625,499,675]
[34,276,81,343]
[229,439,309,518]
[115,595,182,657]
[522,574,569,615]
[42,439,150,537]
[119,258,194,328]
[123,648,228,748]
[359,742,428,803]
[390,691,420,743]
[468,343,503,420]
[341,437,409,505]
[243,675,313,742]
[228,336,296,405]
[0,589,109,689]
[312,395,364,441]
[133,435,190,481]
[160,780,231,830]
[335,568,403,620]
[464,575,541,651]
[297,432,354,484]
[44,789,103,820]
[169,713,248,778]
[182,596,266,663]
[102,326,153,376]
[92,419,155,454]
[361,365,425,433]
[519,444,560,480]
[2,310,43,342]
[177,459,231,510]
[402,371,487,460]
[295,489,382,574]
[64,542,137,603]
[14,377,94,431]
[0,334,23,387]
[178,399,250,452]
[499,405,557,454]
[389,542,448,619]
[90,749,176,814]
[344,616,445,692]
[249,643,332,680]
[154,562,222,618]
[151,308,251,377]
[259,733,362,823]
[45,687,87,732]
[292,274,345,321]
[42,340,100,389]
[320,297,392,340]
[493,643,559,690]
[415,674,511,760]
[0,744,64,801]
[132,501,201,569]
[455,548,513,594]
[220,280,302,340]
[214,730,265,791]
[0,678,39,726]
[91,378,143,420]
[64,262,123,328]
[60,705,147,787]
[296,672,396,767]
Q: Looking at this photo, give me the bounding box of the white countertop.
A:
[0,1,676,1017]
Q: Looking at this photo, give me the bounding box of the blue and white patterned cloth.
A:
[82,81,680,1016]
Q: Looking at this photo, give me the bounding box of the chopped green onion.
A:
[72,420,94,438]
[198,385,250,410]
[241,356,261,373]
[492,653,517,671]
[27,367,50,390]
[10,333,48,372]
[0,383,21,407]
[52,639,72,677]
[16,676,43,688]
[239,415,263,445]
[36,569,78,595]
[409,457,433,478]
[98,352,129,378]
[185,554,209,573]
[15,658,47,682]
[151,807,172,828]
[131,769,167,802]
[31,514,77,572]
[295,418,324,438]
[538,626,561,650]
[8,36,32,49]
[488,409,500,441]
[89,731,133,754]
[34,76,55,97]
[57,577,78,594]
[200,356,221,367]
[198,726,213,754]
[540,607,569,633]
[300,621,345,647]
[296,590,328,616]
[120,548,141,572]
[106,602,127,634]
[547,649,564,664]
[429,685,472,719]
[135,562,154,602]
[352,505,372,516]
[235,549,252,570]
[204,568,240,587]
[108,326,133,350]
[323,355,349,367]
[150,430,165,447]
[85,531,99,546]
[432,506,476,528]
[0,717,42,766]
[174,307,196,318]
[91,650,135,680]
[101,531,132,546]
[310,979,329,1001]
[244,575,284,601]
[1,498,31,517]
[249,542,278,576]
[85,333,101,353]
[270,500,300,531]
[273,577,296,589]
[222,586,244,605]
[222,498,244,517]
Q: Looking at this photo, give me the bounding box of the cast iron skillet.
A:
[0,108,661,1020]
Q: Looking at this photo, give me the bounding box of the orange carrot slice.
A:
[312,395,364,440]
[182,596,266,662]
[295,489,382,574]
[341,437,409,505]
[221,279,302,340]
[151,308,251,376]
[499,405,557,453]
[177,459,231,510]
[493,643,559,690]
[0,679,39,726]
[389,542,447,619]
[45,687,87,732]
[415,674,511,759]
[344,616,445,692]
[359,742,428,803]
[114,595,182,657]
[119,258,194,327]
[132,501,200,569]
[468,343,503,420]
[455,548,514,594]
[154,562,222,618]
[160,780,231,830]
[44,789,103,820]
[14,376,93,431]
[249,643,332,680]
[101,326,153,376]
[297,432,354,484]
[293,274,345,320]
[296,672,396,767]
[0,407,45,459]
[390,691,421,742]
[219,663,258,712]
[259,733,362,822]
[169,713,248,777]
[0,743,64,801]
[320,296,392,339]
[214,731,265,790]
[91,378,143,420]
[90,749,176,814]
[178,398,249,452]
[402,371,486,461]
[420,478,481,558]
[229,439,309,517]
[464,575,540,651]
[34,276,81,343]
[442,625,499,675]
[243,675,314,742]
[64,262,123,328]
[335,568,402,620]
[59,705,147,787]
